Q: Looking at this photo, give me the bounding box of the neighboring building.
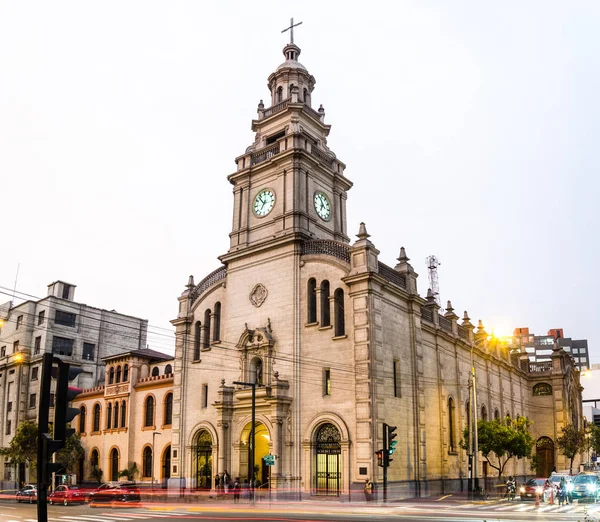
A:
[0,280,148,487]
[166,37,584,500]
[582,363,600,426]
[73,349,174,486]
[507,327,590,371]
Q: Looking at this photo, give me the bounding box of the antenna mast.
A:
[426,255,442,309]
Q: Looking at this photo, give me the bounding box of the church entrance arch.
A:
[193,430,213,490]
[313,423,341,497]
[240,421,270,486]
[162,445,171,486]
[536,436,555,478]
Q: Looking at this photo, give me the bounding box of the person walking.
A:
[233,477,241,503]
[363,478,374,502]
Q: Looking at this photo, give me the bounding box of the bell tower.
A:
[222,30,353,262]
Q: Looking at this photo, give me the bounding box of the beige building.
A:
[73,349,174,485]
[0,280,148,488]
[166,38,583,500]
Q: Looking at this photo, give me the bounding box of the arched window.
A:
[106,403,112,430]
[165,364,172,376]
[506,413,512,426]
[307,278,317,323]
[145,396,155,427]
[164,393,173,425]
[448,397,456,452]
[121,400,126,428]
[202,309,212,349]
[334,289,345,336]
[123,364,129,382]
[143,446,152,478]
[113,402,119,429]
[194,321,201,360]
[110,448,119,482]
[212,302,221,342]
[320,281,330,327]
[152,367,159,377]
[494,408,500,420]
[481,405,487,421]
[277,86,283,103]
[533,383,552,396]
[108,367,115,385]
[116,366,121,383]
[91,449,99,470]
[93,404,101,432]
[303,88,309,105]
[79,406,86,433]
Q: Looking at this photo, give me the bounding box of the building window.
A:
[83,343,95,361]
[9,369,14,375]
[145,396,155,427]
[277,86,283,103]
[533,383,553,396]
[212,302,221,342]
[202,309,211,349]
[164,393,173,425]
[49,393,55,408]
[31,367,39,380]
[79,406,86,433]
[51,336,73,356]
[109,367,115,384]
[143,446,152,478]
[5,420,11,435]
[393,360,400,398]
[91,449,99,470]
[202,384,208,408]
[323,369,331,396]
[116,366,121,383]
[29,394,37,409]
[194,321,201,360]
[106,403,112,429]
[7,401,12,412]
[93,404,101,432]
[55,310,76,327]
[123,364,129,382]
[0,346,5,357]
[307,278,317,323]
[113,402,119,429]
[38,310,45,325]
[320,281,330,327]
[34,336,41,355]
[448,397,456,452]
[494,408,500,420]
[151,367,159,377]
[121,400,126,428]
[16,315,23,329]
[165,364,172,376]
[333,288,345,336]
[13,341,19,353]
[481,405,487,421]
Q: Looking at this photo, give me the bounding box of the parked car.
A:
[48,485,85,506]
[88,482,141,506]
[15,484,37,503]
[570,473,600,502]
[519,478,553,501]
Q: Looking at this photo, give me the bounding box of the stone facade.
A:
[167,39,583,500]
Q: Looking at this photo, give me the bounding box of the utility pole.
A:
[234,381,256,502]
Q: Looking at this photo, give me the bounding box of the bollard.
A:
[535,490,540,507]
[549,486,554,505]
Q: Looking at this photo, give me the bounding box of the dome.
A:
[276,59,308,72]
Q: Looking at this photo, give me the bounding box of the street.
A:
[0,498,599,522]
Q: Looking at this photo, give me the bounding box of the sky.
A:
[0,1,598,363]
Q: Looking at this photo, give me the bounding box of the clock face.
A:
[253,189,275,217]
[314,192,331,221]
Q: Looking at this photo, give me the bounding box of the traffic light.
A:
[376,449,384,467]
[54,360,84,444]
[386,425,397,466]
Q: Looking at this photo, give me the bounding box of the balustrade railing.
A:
[457,325,469,340]
[310,146,334,166]
[438,315,453,332]
[421,307,434,323]
[251,142,281,166]
[529,362,553,373]
[301,240,350,263]
[378,262,407,289]
[262,98,291,118]
[191,266,227,301]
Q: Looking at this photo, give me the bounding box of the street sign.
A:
[264,454,276,466]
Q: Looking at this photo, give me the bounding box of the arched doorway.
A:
[536,436,555,477]
[162,445,171,487]
[313,423,341,497]
[240,421,270,485]
[194,430,212,490]
[110,448,119,482]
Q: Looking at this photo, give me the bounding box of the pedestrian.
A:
[363,478,374,502]
[214,473,220,493]
[233,477,241,503]
[242,479,249,503]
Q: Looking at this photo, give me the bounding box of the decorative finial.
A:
[446,300,453,313]
[244,322,248,331]
[463,311,470,321]
[281,17,303,45]
[477,319,484,329]
[258,99,264,109]
[356,222,370,240]
[267,317,272,332]
[221,378,226,386]
[426,288,436,303]
[397,246,409,262]
[274,370,279,381]
[318,104,325,114]
[186,275,195,288]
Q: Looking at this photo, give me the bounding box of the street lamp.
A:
[152,431,161,492]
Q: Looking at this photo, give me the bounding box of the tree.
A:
[590,424,600,456]
[460,417,534,477]
[89,466,103,484]
[0,420,38,469]
[56,434,85,474]
[118,461,139,481]
[556,424,586,474]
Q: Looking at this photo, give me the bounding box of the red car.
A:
[519,478,554,501]
[48,485,86,506]
[88,482,141,506]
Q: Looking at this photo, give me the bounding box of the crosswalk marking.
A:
[60,516,138,522]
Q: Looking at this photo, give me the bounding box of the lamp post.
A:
[152,431,161,493]
[233,380,256,503]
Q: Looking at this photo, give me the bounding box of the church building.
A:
[168,35,583,499]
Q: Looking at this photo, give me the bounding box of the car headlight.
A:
[567,483,574,492]
[587,484,597,492]
[536,487,543,494]
[520,486,525,493]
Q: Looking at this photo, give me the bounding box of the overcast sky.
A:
[1,1,598,362]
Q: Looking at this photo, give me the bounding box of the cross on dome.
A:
[281,17,303,45]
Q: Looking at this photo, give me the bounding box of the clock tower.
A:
[222,38,352,262]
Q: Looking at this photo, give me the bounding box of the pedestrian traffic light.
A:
[376,449,384,467]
